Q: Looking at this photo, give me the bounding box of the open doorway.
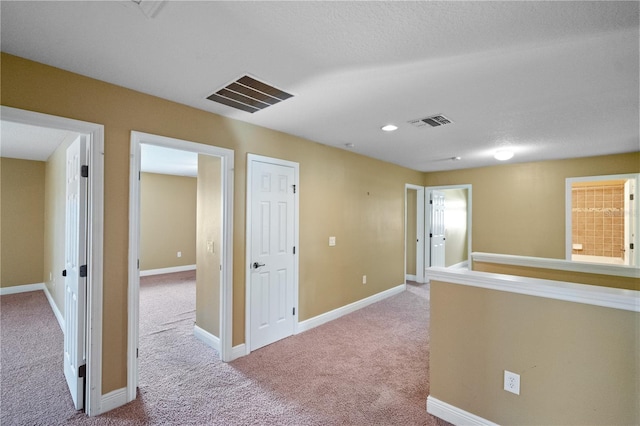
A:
[0,106,104,415]
[405,185,425,283]
[426,185,472,270]
[566,174,638,266]
[127,131,234,403]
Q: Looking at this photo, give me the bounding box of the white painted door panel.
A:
[250,161,295,350]
[430,190,446,267]
[64,136,87,410]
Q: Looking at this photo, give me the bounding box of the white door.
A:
[430,190,446,267]
[249,159,296,351]
[64,136,88,410]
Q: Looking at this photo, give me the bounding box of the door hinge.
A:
[136,348,139,358]
[292,307,296,316]
[137,259,140,269]
[293,184,296,194]
[139,171,141,181]
[631,194,634,201]
[78,364,86,378]
[631,243,635,250]
[81,165,89,178]
[429,233,433,238]
[429,199,433,204]
[80,265,87,277]
[293,246,296,254]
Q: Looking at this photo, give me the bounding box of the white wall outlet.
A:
[504,370,520,395]
[329,236,336,246]
[362,275,367,284]
[177,251,182,258]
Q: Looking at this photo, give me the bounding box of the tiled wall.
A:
[571,184,625,258]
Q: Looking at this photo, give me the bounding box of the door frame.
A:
[244,154,299,355]
[405,184,426,283]
[1,106,105,416]
[127,131,235,402]
[425,184,472,271]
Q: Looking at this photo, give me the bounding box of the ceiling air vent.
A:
[408,114,453,128]
[207,75,293,113]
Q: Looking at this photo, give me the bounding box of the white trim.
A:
[1,106,104,417]
[193,325,221,353]
[472,252,640,279]
[426,267,640,312]
[0,283,44,295]
[405,274,417,281]
[43,286,64,330]
[140,264,196,277]
[427,396,498,426]
[100,387,128,414]
[128,131,235,406]
[230,344,248,361]
[447,260,469,269]
[245,154,300,354]
[297,284,406,333]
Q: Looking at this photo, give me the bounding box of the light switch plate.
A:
[329,236,336,246]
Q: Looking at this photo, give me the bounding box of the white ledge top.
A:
[426,267,640,313]
[472,252,640,279]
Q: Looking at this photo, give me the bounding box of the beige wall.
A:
[424,153,640,259]
[195,155,222,337]
[1,53,424,393]
[430,280,639,425]
[140,172,196,271]
[406,189,417,276]
[43,135,75,313]
[0,157,45,287]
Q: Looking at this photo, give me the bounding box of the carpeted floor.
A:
[1,273,449,425]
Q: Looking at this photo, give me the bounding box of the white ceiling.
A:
[1,1,638,172]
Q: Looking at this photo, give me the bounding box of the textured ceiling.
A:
[1,1,638,172]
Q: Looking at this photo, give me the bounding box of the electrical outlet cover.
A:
[504,370,520,395]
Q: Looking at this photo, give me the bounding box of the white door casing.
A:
[430,190,446,268]
[1,106,104,416]
[246,155,299,352]
[64,135,88,410]
[405,184,425,283]
[127,131,235,403]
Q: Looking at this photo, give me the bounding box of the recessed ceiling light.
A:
[494,149,514,161]
[381,124,398,132]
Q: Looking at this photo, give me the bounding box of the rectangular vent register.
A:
[207,75,293,113]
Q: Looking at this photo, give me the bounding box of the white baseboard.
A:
[448,260,469,269]
[427,396,498,426]
[406,274,417,281]
[0,282,45,295]
[140,264,196,277]
[100,387,128,414]
[230,344,247,361]
[193,325,221,353]
[43,285,64,331]
[297,283,406,334]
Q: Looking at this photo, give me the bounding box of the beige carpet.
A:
[1,273,449,425]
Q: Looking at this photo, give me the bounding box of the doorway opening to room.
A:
[0,106,105,416]
[405,185,425,283]
[127,132,234,404]
[566,174,638,266]
[425,185,472,270]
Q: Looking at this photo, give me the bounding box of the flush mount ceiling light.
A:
[494,149,515,161]
[381,124,398,132]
